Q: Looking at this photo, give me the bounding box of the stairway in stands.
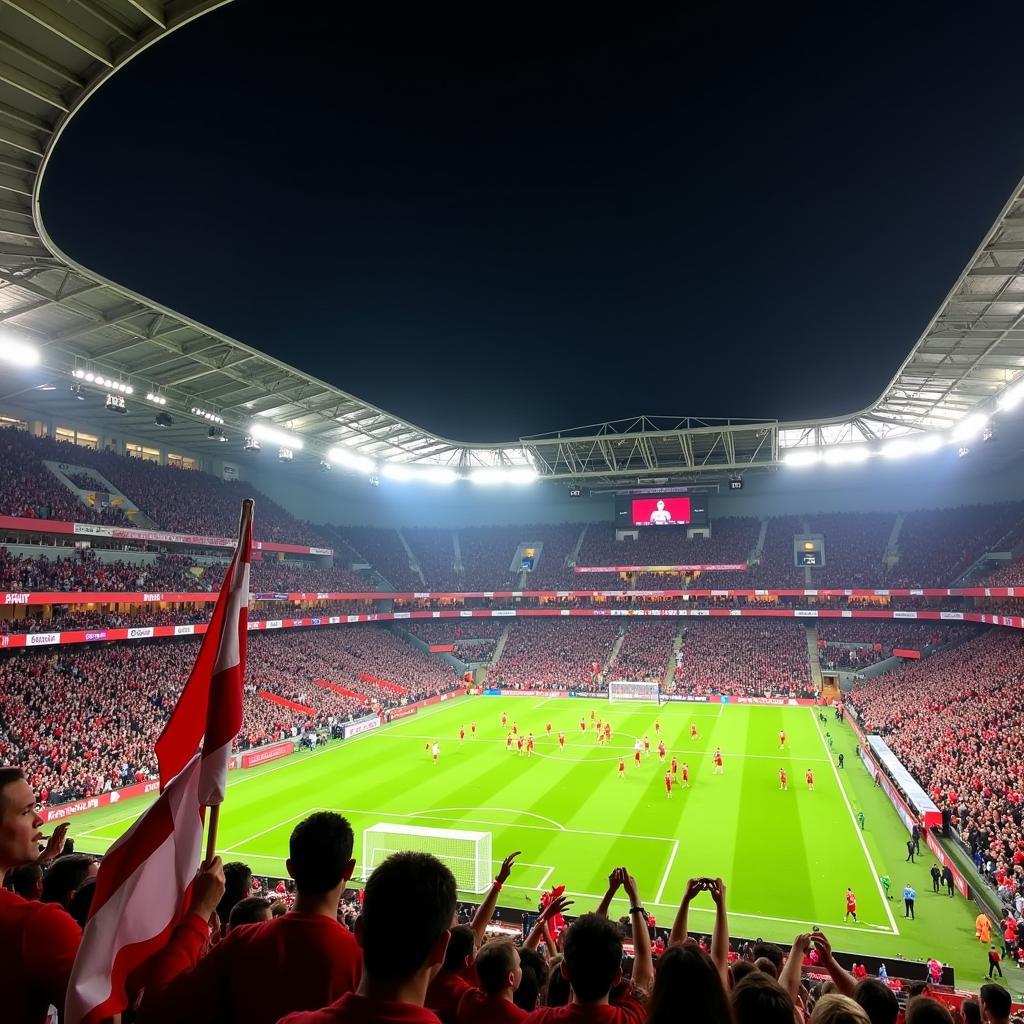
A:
[804,624,823,691]
[45,460,161,529]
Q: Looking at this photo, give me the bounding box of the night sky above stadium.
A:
[41,4,1024,443]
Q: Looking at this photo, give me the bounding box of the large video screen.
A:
[614,493,709,528]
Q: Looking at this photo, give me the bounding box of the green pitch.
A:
[66,697,1005,993]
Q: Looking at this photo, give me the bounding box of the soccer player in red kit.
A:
[546,722,552,736]
[526,734,534,756]
[516,736,524,756]
[579,717,586,733]
[590,708,596,722]
[459,726,465,745]
[655,720,661,735]
[658,740,666,762]
[691,723,698,741]
[665,771,673,798]
[806,769,815,791]
[604,722,611,742]
[713,748,723,774]
[779,729,787,750]
[680,762,689,787]
[845,888,857,922]
[558,732,565,750]
[634,748,642,768]
[501,712,507,730]
[779,768,788,791]
[618,757,626,779]
[644,736,651,756]
[506,733,513,752]
[471,721,477,738]
[670,756,678,781]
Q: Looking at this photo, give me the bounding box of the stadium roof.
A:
[1,0,1023,482]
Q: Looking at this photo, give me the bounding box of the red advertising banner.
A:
[39,779,160,823]
[240,740,296,769]
[429,643,456,653]
[315,679,368,700]
[573,564,747,573]
[892,648,923,660]
[258,690,316,715]
[387,705,419,721]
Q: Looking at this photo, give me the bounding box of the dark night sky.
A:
[40,3,1024,442]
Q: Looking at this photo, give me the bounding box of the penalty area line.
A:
[655,840,680,905]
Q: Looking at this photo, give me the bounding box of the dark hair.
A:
[216,861,253,922]
[853,978,899,1024]
[288,812,354,895]
[228,896,271,930]
[515,948,548,1011]
[980,984,1011,1019]
[41,854,94,907]
[0,767,25,808]
[730,959,758,986]
[7,862,43,899]
[562,913,623,1002]
[442,925,475,971]
[68,878,95,928]
[906,982,928,1000]
[751,940,785,973]
[546,958,571,1007]
[753,956,779,979]
[649,945,733,1024]
[960,999,981,1024]
[904,997,954,1024]
[361,851,456,979]
[475,941,518,993]
[731,971,797,1024]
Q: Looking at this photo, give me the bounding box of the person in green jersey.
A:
[880,874,892,900]
[857,811,865,830]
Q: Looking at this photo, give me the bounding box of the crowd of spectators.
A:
[817,621,981,669]
[332,526,421,590]
[490,619,620,690]
[456,524,585,590]
[0,547,201,593]
[806,512,893,589]
[982,556,1024,588]
[406,618,506,659]
[244,560,370,593]
[404,528,460,590]
[0,430,126,526]
[0,625,459,805]
[0,428,330,544]
[848,629,1024,904]
[672,618,814,697]
[606,621,679,683]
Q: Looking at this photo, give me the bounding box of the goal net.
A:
[362,823,493,894]
[608,680,661,704]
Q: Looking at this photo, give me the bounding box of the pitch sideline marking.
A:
[809,709,899,936]
[654,840,680,905]
[537,866,555,888]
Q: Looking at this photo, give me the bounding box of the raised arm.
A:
[779,932,811,1002]
[810,931,856,996]
[595,869,623,918]
[708,878,730,986]
[470,850,520,947]
[523,894,572,951]
[621,869,654,997]
[669,878,703,947]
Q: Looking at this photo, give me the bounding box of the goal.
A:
[608,680,661,704]
[362,823,493,894]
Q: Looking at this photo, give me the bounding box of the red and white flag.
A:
[66,502,253,1024]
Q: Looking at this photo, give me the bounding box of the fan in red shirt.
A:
[427,851,522,1023]
[455,941,528,1023]
[522,867,652,1023]
[280,850,457,1024]
[140,812,362,1024]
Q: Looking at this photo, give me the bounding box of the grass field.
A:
[65,696,1014,994]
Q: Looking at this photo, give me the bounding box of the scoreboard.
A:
[794,535,825,567]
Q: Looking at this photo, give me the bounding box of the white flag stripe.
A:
[211,559,249,678]
[66,753,203,1021]
[197,738,233,806]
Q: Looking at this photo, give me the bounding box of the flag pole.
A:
[203,497,254,865]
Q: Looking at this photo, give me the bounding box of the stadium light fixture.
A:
[327,446,376,474]
[782,450,822,468]
[0,332,40,368]
[951,413,987,443]
[145,392,167,406]
[997,378,1024,412]
[249,422,303,450]
[822,445,870,465]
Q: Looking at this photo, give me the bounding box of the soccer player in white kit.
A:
[432,742,440,766]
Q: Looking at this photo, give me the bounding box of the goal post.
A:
[362,823,493,894]
[608,680,661,704]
